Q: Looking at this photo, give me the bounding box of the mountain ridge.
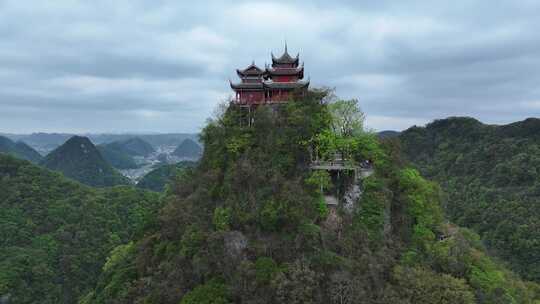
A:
[399,115,540,281]
[172,138,202,159]
[0,135,42,163]
[41,136,130,187]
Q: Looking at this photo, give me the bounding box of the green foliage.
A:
[305,170,332,193]
[328,99,365,137]
[398,168,443,242]
[213,207,232,231]
[104,137,155,157]
[259,200,285,232]
[82,95,540,304]
[356,176,388,241]
[180,279,231,304]
[315,195,329,219]
[225,133,251,155]
[103,242,135,273]
[180,226,206,258]
[384,266,475,304]
[137,161,195,192]
[400,117,540,281]
[0,154,161,304]
[255,257,279,284]
[96,145,138,169]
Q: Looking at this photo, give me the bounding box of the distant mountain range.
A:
[96,145,139,169]
[377,130,400,138]
[172,138,202,159]
[103,137,155,157]
[40,136,130,187]
[0,135,43,163]
[0,132,199,154]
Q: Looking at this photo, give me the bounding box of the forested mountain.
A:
[82,93,539,304]
[104,137,155,157]
[377,130,400,139]
[137,161,196,192]
[96,145,138,169]
[1,133,199,154]
[0,154,162,304]
[399,117,540,282]
[0,135,42,163]
[41,136,130,187]
[172,138,202,159]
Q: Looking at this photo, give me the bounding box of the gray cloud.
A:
[0,0,539,133]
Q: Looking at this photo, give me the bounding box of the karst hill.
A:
[41,135,130,187]
[81,89,540,304]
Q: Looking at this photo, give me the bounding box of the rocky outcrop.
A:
[224,231,248,259]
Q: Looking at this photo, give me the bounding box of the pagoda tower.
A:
[230,45,309,105]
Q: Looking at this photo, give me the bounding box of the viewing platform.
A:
[309,159,374,179]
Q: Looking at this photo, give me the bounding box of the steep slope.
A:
[83,95,539,304]
[104,137,155,157]
[172,138,202,159]
[14,132,72,154]
[41,136,130,187]
[97,145,138,169]
[400,117,540,281]
[0,154,162,304]
[137,161,196,192]
[0,135,43,163]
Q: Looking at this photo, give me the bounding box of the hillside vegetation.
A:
[0,154,162,304]
[172,139,203,159]
[41,136,130,187]
[97,145,138,169]
[83,93,539,303]
[137,161,196,192]
[103,137,155,157]
[400,117,540,282]
[0,135,42,163]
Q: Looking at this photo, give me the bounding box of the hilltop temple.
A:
[230,45,309,105]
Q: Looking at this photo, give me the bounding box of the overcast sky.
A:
[1,0,539,133]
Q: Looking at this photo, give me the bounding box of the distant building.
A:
[230,44,309,105]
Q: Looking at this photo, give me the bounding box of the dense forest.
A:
[41,136,130,187]
[137,161,196,192]
[103,137,155,157]
[81,92,539,303]
[96,145,139,170]
[400,117,540,282]
[0,154,163,303]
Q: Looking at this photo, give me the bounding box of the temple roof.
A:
[236,61,265,77]
[265,65,304,78]
[230,79,310,90]
[271,44,299,66]
[263,80,309,89]
[230,80,263,90]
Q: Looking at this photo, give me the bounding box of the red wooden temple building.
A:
[230,45,309,105]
